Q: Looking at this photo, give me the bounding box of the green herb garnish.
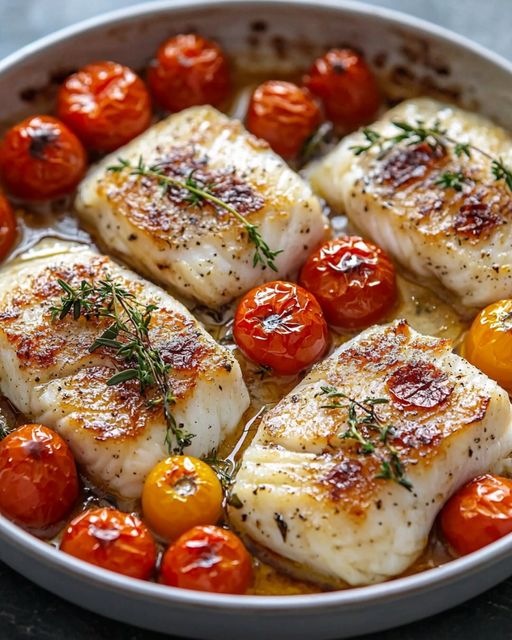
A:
[50,276,193,454]
[434,171,467,191]
[351,120,512,194]
[202,449,242,507]
[318,385,412,491]
[108,157,282,272]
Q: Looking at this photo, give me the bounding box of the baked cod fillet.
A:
[229,320,512,587]
[309,98,512,311]
[0,241,249,499]
[76,106,328,308]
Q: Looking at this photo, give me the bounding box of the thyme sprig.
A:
[202,449,242,508]
[108,157,282,271]
[350,120,512,194]
[50,276,194,454]
[318,385,412,491]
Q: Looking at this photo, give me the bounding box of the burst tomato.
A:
[304,48,381,130]
[57,61,152,152]
[462,299,512,392]
[440,474,512,556]
[142,456,223,541]
[0,193,16,261]
[0,115,86,200]
[246,80,321,158]
[61,507,157,579]
[299,236,397,330]
[147,34,231,112]
[233,280,328,375]
[0,424,78,529]
[160,525,252,594]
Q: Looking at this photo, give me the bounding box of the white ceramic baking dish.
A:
[1,1,512,638]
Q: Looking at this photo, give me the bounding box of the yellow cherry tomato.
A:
[462,299,512,391]
[142,455,223,541]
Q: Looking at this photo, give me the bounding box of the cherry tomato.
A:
[57,61,152,152]
[0,115,86,200]
[233,280,328,376]
[61,507,157,580]
[160,525,252,594]
[440,475,512,556]
[304,48,381,130]
[0,424,78,529]
[147,34,231,112]
[462,299,512,392]
[299,236,397,330]
[142,456,223,541]
[246,81,321,158]
[0,193,16,261]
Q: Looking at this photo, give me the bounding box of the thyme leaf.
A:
[203,450,238,490]
[491,158,512,191]
[434,171,467,191]
[351,120,512,195]
[318,385,413,491]
[50,276,193,454]
[202,449,242,507]
[299,121,335,164]
[108,157,283,272]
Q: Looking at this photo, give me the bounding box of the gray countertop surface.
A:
[0,0,512,638]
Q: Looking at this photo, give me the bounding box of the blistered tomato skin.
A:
[57,61,152,152]
[299,236,397,330]
[61,508,157,579]
[0,115,87,200]
[147,34,231,112]
[142,456,223,541]
[440,475,512,556]
[387,362,452,409]
[304,48,381,130]
[233,280,329,376]
[246,81,321,158]
[160,525,253,594]
[0,424,79,529]
[0,194,16,261]
[462,300,512,392]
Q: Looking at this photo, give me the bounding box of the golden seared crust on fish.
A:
[228,320,512,587]
[0,241,249,499]
[76,106,328,308]
[309,98,512,311]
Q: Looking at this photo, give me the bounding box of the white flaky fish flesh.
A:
[76,106,328,308]
[0,241,249,499]
[309,98,512,311]
[229,320,512,586]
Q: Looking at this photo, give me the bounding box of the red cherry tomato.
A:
[0,194,16,261]
[57,61,152,152]
[304,48,381,129]
[0,424,79,529]
[440,475,512,556]
[246,80,321,158]
[0,115,87,200]
[61,507,157,580]
[233,280,328,375]
[160,525,252,594]
[299,236,397,330]
[147,34,231,112]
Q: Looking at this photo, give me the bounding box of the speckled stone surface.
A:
[0,0,511,638]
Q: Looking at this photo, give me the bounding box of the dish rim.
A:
[1,0,512,612]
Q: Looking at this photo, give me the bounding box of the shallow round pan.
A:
[1,1,512,638]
